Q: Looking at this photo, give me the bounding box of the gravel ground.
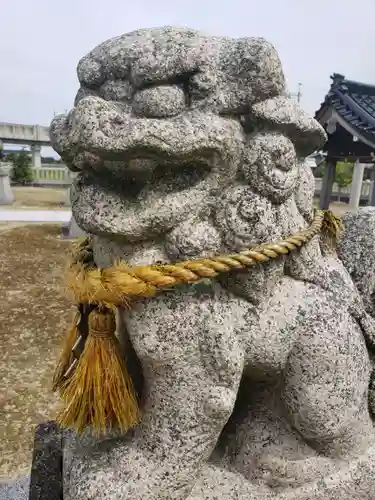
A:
[0,477,29,500]
[10,186,69,209]
[0,225,72,480]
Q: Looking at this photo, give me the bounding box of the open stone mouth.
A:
[71,154,220,241]
[78,157,214,199]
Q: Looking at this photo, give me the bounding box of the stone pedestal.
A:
[61,216,86,239]
[29,421,63,500]
[61,187,86,239]
[0,164,14,205]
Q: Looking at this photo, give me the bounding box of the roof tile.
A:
[315,73,375,139]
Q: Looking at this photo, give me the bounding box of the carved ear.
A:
[252,96,327,157]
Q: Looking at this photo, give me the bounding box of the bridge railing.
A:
[0,122,50,143]
[314,178,374,199]
[10,166,375,199]
[30,165,75,186]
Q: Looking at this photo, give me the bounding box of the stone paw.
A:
[252,455,338,490]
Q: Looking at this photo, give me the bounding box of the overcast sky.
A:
[2,0,375,155]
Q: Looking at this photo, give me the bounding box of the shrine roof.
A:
[315,73,375,142]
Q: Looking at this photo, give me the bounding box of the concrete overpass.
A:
[0,122,51,168]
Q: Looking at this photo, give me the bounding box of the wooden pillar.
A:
[369,166,375,207]
[319,157,337,210]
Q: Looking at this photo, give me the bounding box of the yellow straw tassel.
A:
[52,309,80,392]
[321,210,344,248]
[56,308,140,435]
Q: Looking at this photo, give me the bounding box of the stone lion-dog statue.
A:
[50,26,375,500]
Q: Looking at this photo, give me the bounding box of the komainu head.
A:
[50,27,326,242]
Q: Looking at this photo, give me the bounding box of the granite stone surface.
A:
[50,26,375,500]
[338,207,375,317]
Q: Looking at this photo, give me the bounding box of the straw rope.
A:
[53,208,343,434]
[67,209,340,307]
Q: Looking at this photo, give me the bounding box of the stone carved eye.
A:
[188,71,217,100]
[240,114,266,136]
[99,80,133,102]
[238,195,262,222]
[74,87,99,106]
[132,85,186,118]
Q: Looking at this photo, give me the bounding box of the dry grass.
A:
[0,225,73,480]
[9,186,70,209]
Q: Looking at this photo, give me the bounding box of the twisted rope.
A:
[67,209,336,307]
[54,208,342,434]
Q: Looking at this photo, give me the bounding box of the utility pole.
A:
[288,83,302,103]
[297,82,302,103]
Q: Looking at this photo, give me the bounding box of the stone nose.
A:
[276,153,294,172]
[51,95,246,167]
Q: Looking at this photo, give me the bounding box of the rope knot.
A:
[88,308,116,339]
[321,209,344,248]
[54,303,139,434]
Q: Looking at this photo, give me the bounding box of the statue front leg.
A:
[129,366,241,498]
[66,289,245,500]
